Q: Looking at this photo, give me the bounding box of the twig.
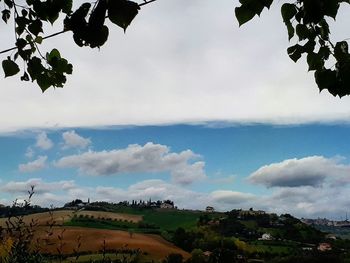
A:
[0,0,158,55]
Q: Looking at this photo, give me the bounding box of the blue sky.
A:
[1,124,350,219]
[1,0,350,219]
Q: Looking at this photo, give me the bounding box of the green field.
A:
[90,206,204,230]
[64,208,204,234]
[141,210,202,231]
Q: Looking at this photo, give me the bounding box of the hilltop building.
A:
[206,206,215,213]
[259,233,273,241]
[160,201,175,209]
[238,208,265,217]
[318,243,332,251]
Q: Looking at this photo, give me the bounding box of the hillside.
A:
[1,202,350,263]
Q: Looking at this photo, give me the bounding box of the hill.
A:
[2,202,350,263]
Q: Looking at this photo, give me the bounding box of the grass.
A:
[141,210,201,231]
[63,217,161,234]
[66,208,203,232]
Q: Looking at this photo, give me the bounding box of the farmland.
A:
[2,203,350,263]
[34,227,190,260]
[0,210,142,227]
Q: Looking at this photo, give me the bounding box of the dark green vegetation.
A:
[315,225,350,239]
[1,0,350,96]
[236,0,350,97]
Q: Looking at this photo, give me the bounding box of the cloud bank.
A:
[248,156,350,187]
[55,142,206,185]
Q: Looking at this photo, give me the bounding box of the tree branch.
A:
[0,0,158,55]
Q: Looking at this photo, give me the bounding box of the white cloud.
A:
[62,130,91,149]
[0,2,350,133]
[25,147,35,158]
[18,156,48,173]
[36,132,53,150]
[3,175,350,219]
[95,179,209,209]
[258,185,350,219]
[0,178,209,209]
[1,178,76,194]
[248,156,350,187]
[210,190,256,205]
[55,142,207,185]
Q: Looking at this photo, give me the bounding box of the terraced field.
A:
[0,210,142,227]
[0,210,188,260]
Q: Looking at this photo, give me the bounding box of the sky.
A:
[1,0,350,219]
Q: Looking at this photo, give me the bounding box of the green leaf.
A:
[314,69,337,92]
[89,25,109,48]
[262,0,273,9]
[2,9,11,23]
[319,19,330,40]
[287,44,303,62]
[37,73,52,92]
[235,5,256,26]
[21,72,30,81]
[35,36,43,44]
[4,0,13,8]
[323,0,339,19]
[108,0,140,31]
[303,0,323,24]
[2,58,20,77]
[281,3,297,40]
[306,52,324,71]
[47,48,61,62]
[88,0,107,29]
[28,19,43,36]
[318,46,330,60]
[286,22,294,40]
[27,56,44,81]
[16,38,27,50]
[281,3,297,23]
[62,0,73,14]
[296,24,309,41]
[334,41,349,61]
[303,39,316,53]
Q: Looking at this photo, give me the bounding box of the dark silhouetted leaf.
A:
[287,44,303,62]
[307,52,324,71]
[2,58,20,77]
[28,19,43,36]
[315,69,337,92]
[108,0,140,31]
[2,9,10,23]
[296,24,309,41]
[235,5,255,26]
[323,0,339,19]
[281,3,297,23]
[286,22,294,40]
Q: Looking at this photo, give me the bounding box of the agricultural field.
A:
[34,226,190,260]
[104,207,204,231]
[0,209,142,228]
[0,208,191,261]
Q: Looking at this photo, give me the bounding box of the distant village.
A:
[301,217,350,227]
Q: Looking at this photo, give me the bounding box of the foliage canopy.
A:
[1,0,350,97]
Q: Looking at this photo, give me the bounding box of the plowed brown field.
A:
[35,226,189,260]
[0,210,142,227]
